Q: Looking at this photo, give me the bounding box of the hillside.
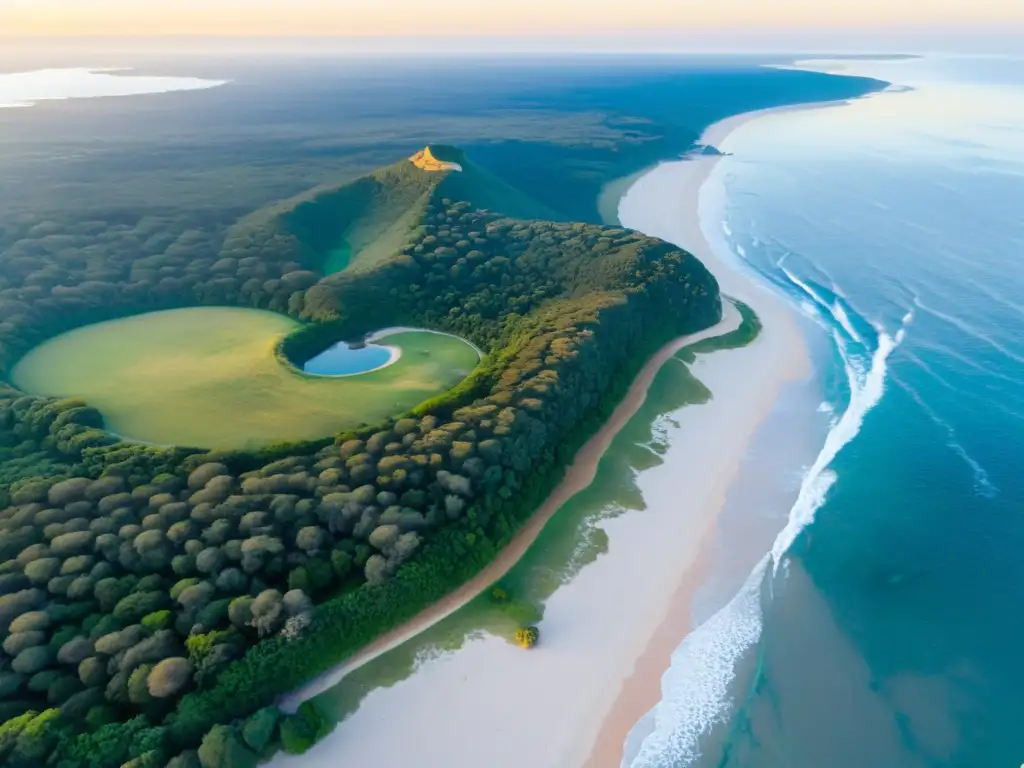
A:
[0,146,719,767]
[221,145,564,277]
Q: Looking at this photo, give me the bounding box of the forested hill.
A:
[0,147,720,767]
[225,144,566,277]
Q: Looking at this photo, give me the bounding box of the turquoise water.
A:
[631,55,1024,768]
[302,338,394,376]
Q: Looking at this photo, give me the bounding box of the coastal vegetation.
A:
[514,626,540,649]
[261,300,763,743]
[0,144,719,766]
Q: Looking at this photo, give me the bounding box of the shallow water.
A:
[0,67,226,108]
[630,54,1024,768]
[302,338,395,376]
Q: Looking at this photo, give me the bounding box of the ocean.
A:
[629,55,1024,768]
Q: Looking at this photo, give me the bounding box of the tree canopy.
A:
[0,148,719,766]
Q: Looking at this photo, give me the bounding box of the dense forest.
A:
[0,143,719,767]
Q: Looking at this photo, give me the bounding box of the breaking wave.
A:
[624,236,913,768]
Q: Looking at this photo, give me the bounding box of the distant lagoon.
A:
[0,68,227,108]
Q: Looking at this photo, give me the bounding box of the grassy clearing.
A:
[11,307,479,449]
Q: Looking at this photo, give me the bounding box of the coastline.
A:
[583,102,825,768]
[277,302,744,713]
[274,101,830,768]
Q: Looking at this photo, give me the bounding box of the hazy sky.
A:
[5,0,1024,37]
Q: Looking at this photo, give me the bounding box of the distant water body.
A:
[630,55,1024,768]
[0,68,227,108]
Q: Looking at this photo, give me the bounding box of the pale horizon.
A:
[4,0,1024,38]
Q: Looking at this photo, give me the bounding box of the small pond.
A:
[303,339,397,377]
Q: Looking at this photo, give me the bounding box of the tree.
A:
[7,607,49,634]
[128,664,153,705]
[241,707,280,753]
[78,656,107,688]
[4,630,46,656]
[133,529,172,569]
[167,750,202,768]
[294,526,325,554]
[364,554,390,585]
[24,557,61,585]
[329,549,353,580]
[195,548,225,575]
[148,657,194,698]
[197,724,257,768]
[248,590,284,637]
[113,591,169,623]
[11,708,62,766]
[142,609,173,632]
[227,596,254,629]
[279,702,326,755]
[514,626,539,649]
[12,646,53,675]
[56,636,94,665]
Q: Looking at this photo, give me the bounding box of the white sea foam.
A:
[0,68,227,109]
[625,560,768,768]
[770,308,913,570]
[627,303,913,767]
[831,301,865,345]
[781,263,867,346]
[626,116,915,768]
[798,300,819,318]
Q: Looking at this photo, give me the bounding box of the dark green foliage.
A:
[197,724,257,768]
[141,609,173,632]
[278,702,327,756]
[168,750,203,768]
[240,707,280,753]
[0,146,721,766]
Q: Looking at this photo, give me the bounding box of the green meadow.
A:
[11,306,479,449]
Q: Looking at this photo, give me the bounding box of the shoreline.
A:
[584,100,845,768]
[274,99,837,768]
[277,302,744,712]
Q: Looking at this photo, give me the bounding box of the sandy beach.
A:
[273,104,820,768]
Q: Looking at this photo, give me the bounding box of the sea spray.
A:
[625,306,912,768]
[770,309,913,570]
[779,263,865,346]
[625,560,768,768]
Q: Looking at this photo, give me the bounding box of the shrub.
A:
[142,609,173,632]
[197,724,257,768]
[148,657,194,699]
[279,702,326,755]
[12,646,54,675]
[240,707,280,753]
[514,626,540,649]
